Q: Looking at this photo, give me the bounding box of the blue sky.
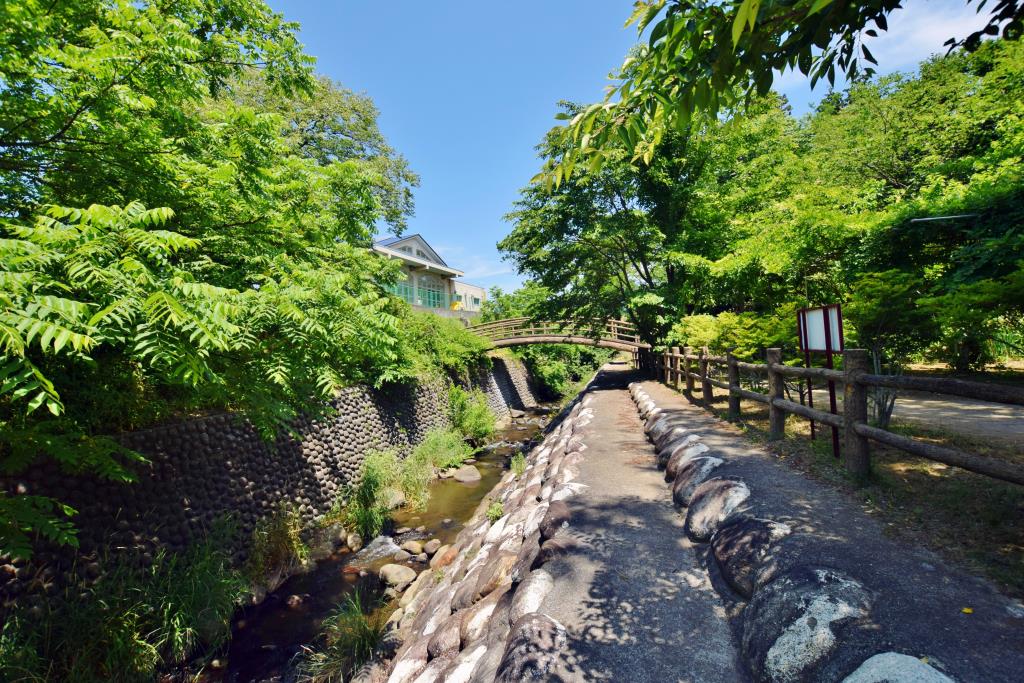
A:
[272,0,991,292]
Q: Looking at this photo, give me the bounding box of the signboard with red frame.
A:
[797,304,845,459]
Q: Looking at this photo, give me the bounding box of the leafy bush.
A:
[448,385,497,441]
[0,534,244,682]
[297,589,387,682]
[247,503,309,581]
[510,453,527,477]
[412,428,473,471]
[486,501,504,523]
[514,345,613,398]
[399,313,492,379]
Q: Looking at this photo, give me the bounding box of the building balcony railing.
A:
[386,283,483,312]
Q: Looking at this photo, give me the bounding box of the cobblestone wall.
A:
[0,362,543,607]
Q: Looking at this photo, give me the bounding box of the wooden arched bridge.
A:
[467,318,650,351]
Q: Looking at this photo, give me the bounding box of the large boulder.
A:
[654,424,691,451]
[671,456,724,507]
[664,442,711,481]
[539,500,571,540]
[684,478,751,542]
[711,516,792,598]
[509,568,554,624]
[742,566,872,683]
[429,544,457,570]
[454,465,482,483]
[649,415,686,442]
[494,613,568,683]
[441,643,489,683]
[473,552,518,601]
[537,536,582,565]
[379,564,417,591]
[460,583,513,645]
[427,612,463,660]
[841,652,954,683]
[656,434,703,469]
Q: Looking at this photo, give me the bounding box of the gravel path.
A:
[540,368,746,682]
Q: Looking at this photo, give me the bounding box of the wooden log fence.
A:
[635,346,1024,486]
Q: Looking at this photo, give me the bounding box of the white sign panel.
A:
[800,306,843,352]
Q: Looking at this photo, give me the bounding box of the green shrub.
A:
[448,385,497,441]
[414,428,473,470]
[0,534,244,683]
[298,589,388,682]
[486,501,504,523]
[515,344,612,398]
[344,450,400,539]
[400,312,493,378]
[510,453,527,477]
[247,503,309,581]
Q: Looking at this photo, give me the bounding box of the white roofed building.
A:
[372,234,487,322]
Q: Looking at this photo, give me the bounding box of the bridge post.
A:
[699,347,714,405]
[843,349,872,482]
[767,348,786,440]
[671,347,682,390]
[683,347,695,397]
[727,351,741,421]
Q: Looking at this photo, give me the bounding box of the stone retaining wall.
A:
[0,360,544,608]
[373,385,596,682]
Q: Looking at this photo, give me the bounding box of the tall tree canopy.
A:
[503,38,1024,368]
[553,0,1022,173]
[0,1,481,558]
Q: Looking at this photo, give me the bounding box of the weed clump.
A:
[297,589,388,682]
[449,385,496,441]
[486,501,504,523]
[510,453,527,477]
[247,503,309,582]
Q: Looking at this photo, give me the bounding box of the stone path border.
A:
[375,377,600,682]
[628,374,1024,682]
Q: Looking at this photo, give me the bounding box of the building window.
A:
[472,297,481,307]
[416,249,428,260]
[418,274,445,308]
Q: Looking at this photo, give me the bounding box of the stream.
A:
[203,408,554,683]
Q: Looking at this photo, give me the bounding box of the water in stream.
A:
[203,408,553,683]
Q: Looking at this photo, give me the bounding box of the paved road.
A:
[810,387,1024,448]
[541,369,745,682]
[544,365,1024,682]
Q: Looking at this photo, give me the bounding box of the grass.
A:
[0,531,245,683]
[449,385,497,442]
[486,501,504,523]
[696,385,1024,598]
[339,449,400,540]
[510,453,527,477]
[297,589,388,682]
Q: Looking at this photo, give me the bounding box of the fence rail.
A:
[638,345,1024,486]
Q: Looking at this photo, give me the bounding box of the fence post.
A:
[663,349,671,384]
[671,346,682,390]
[766,348,785,440]
[698,347,713,405]
[843,349,871,482]
[681,347,693,397]
[727,351,741,421]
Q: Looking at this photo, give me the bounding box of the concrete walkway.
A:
[543,364,1024,682]
[541,368,746,682]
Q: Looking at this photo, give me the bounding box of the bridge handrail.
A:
[469,318,643,344]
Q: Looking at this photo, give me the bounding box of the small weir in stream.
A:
[204,407,554,683]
